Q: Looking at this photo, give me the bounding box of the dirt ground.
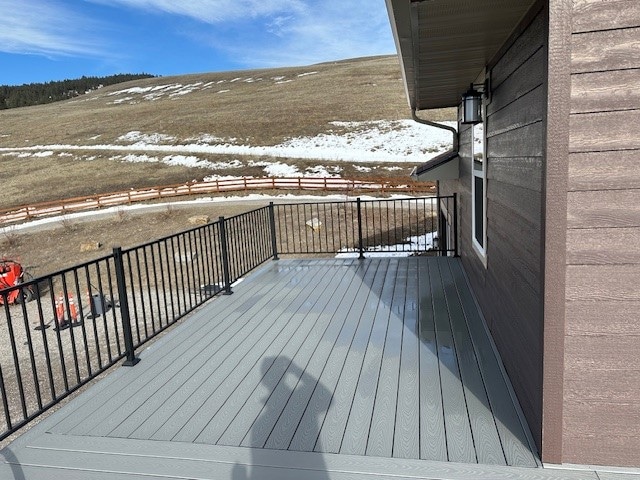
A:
[0,199,273,278]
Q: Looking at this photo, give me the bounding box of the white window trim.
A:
[471,102,487,265]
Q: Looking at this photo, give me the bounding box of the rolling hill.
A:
[0,56,455,210]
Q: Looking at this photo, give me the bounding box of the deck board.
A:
[290,259,387,452]
[366,258,407,458]
[394,258,421,459]
[157,260,340,442]
[173,260,345,443]
[448,260,539,467]
[262,260,379,450]
[431,258,476,463]
[418,258,448,461]
[0,257,555,480]
[312,259,390,454]
[438,257,506,466]
[338,259,399,456]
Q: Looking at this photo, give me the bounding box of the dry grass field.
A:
[0,56,454,210]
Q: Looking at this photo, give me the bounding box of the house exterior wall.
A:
[562,0,640,467]
[439,4,547,452]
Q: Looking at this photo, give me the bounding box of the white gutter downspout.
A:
[410,108,459,198]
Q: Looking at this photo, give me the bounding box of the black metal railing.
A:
[0,196,455,441]
[274,196,456,257]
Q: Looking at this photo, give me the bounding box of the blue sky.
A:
[0,0,396,86]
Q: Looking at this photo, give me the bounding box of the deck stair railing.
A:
[0,196,456,441]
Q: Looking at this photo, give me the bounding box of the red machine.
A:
[0,259,35,305]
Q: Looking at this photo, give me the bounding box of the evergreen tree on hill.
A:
[0,73,155,110]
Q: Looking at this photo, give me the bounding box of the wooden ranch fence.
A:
[0,176,434,225]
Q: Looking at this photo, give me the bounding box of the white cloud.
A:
[213,0,396,67]
[0,0,105,57]
[88,0,395,66]
[87,0,307,23]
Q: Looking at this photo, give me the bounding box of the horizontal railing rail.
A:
[0,195,455,442]
[0,176,434,226]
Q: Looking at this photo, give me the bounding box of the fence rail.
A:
[0,196,455,442]
[0,176,434,226]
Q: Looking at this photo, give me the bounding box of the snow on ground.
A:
[1,119,454,164]
[335,232,437,258]
[263,162,300,177]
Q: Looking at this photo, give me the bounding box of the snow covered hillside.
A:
[0,119,455,177]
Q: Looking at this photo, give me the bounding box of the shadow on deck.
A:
[1,257,602,479]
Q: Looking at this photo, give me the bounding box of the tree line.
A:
[0,73,155,109]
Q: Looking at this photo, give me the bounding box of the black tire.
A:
[15,286,35,304]
[15,272,36,304]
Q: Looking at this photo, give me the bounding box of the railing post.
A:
[113,247,140,366]
[356,197,365,259]
[435,196,443,257]
[218,217,233,295]
[453,193,459,257]
[268,203,279,261]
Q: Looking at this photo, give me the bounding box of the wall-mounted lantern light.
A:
[462,84,482,124]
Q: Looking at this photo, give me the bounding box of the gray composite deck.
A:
[0,257,626,479]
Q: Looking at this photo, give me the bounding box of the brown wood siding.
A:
[440,5,548,453]
[564,0,640,467]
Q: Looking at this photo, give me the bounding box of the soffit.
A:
[386,0,538,110]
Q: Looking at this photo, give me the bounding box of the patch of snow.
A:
[107,86,154,96]
[271,76,286,81]
[304,165,341,177]
[112,96,134,104]
[32,151,54,157]
[335,232,437,258]
[119,154,159,163]
[218,90,230,94]
[229,78,242,83]
[353,165,373,173]
[118,131,175,144]
[187,134,227,145]
[162,155,211,168]
[0,119,454,164]
[169,82,203,97]
[297,72,318,77]
[89,134,102,140]
[275,80,293,85]
[263,162,300,177]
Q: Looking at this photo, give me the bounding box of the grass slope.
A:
[0,56,454,209]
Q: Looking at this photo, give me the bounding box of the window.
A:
[471,118,487,257]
